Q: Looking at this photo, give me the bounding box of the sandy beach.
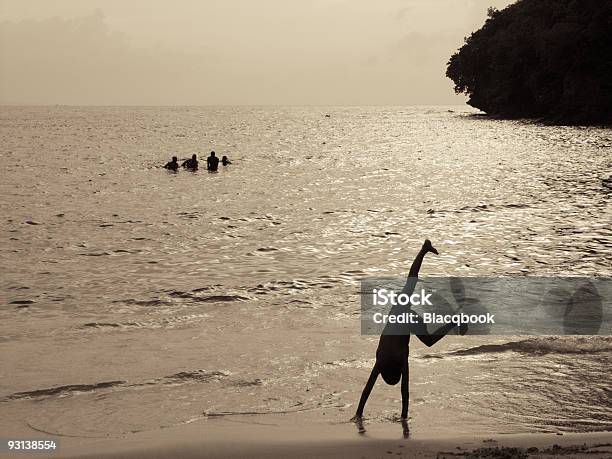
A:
[39,416,610,459]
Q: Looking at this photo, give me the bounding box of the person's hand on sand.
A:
[350,415,366,435]
[401,418,410,438]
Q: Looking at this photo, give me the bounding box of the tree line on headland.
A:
[446,0,612,125]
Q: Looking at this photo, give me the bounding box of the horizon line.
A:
[0,103,473,108]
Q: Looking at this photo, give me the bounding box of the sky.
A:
[0,0,514,105]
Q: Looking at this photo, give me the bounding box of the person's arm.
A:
[416,322,456,347]
[352,363,380,419]
[409,310,457,347]
[400,362,409,419]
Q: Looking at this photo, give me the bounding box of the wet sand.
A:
[50,416,612,459]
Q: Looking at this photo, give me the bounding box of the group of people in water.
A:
[163,151,231,172]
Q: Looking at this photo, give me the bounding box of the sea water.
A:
[0,106,610,437]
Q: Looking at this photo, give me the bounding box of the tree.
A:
[446,0,612,125]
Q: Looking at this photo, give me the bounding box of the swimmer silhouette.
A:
[164,156,178,171]
[352,240,464,423]
[182,154,199,170]
[221,155,232,166]
[207,151,219,172]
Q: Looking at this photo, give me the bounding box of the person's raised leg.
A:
[401,239,439,296]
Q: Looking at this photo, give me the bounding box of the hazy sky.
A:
[0,0,513,105]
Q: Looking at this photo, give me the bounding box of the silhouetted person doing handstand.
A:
[182,154,198,170]
[221,155,231,166]
[207,151,219,172]
[352,240,465,422]
[164,156,178,171]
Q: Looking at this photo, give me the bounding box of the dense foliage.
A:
[446,0,612,124]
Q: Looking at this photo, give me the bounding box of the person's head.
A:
[192,154,197,160]
[380,365,401,385]
[210,151,216,157]
[172,156,177,162]
[222,155,228,161]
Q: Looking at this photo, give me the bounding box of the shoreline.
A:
[40,415,612,459]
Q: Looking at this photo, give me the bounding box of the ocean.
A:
[1,106,610,439]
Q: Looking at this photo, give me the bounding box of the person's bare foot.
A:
[422,239,439,255]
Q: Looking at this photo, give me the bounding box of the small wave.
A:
[230,379,263,387]
[2,370,235,402]
[432,337,612,358]
[255,247,279,252]
[163,370,228,383]
[203,403,314,417]
[248,280,309,293]
[177,212,200,220]
[118,299,173,307]
[138,369,261,389]
[245,276,350,296]
[192,295,248,303]
[2,381,126,401]
[191,287,213,293]
[82,322,121,328]
[81,313,212,331]
[81,322,139,329]
[165,290,247,303]
[502,203,530,208]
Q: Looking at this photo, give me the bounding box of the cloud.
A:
[0,12,221,104]
[0,1,514,105]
